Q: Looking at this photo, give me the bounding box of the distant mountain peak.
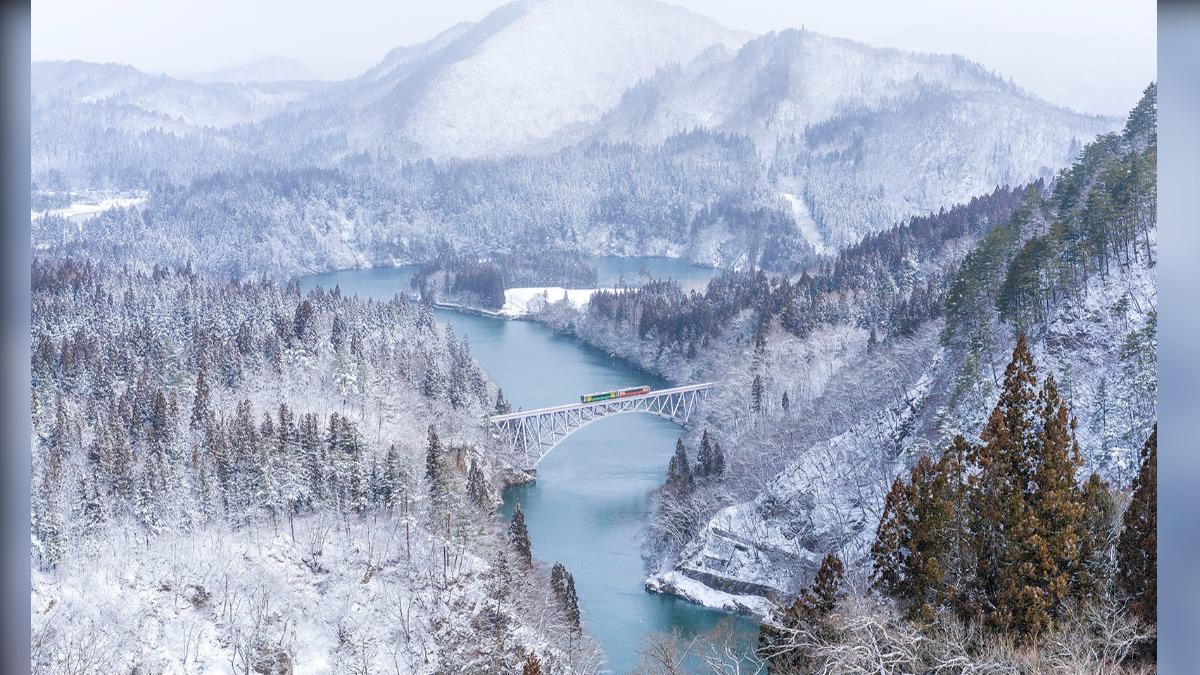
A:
[187,56,319,84]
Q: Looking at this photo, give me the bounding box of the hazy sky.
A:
[32,0,1155,116]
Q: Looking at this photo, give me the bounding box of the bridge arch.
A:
[488,383,715,470]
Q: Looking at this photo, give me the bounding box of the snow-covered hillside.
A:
[31,61,324,128]
[32,0,1122,263]
[524,88,1157,618]
[595,28,1117,248]
[593,28,1014,148]
[342,0,750,157]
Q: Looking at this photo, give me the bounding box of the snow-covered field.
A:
[32,195,147,222]
[500,287,620,318]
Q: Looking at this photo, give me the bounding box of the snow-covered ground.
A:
[32,194,147,222]
[781,191,828,256]
[500,287,619,318]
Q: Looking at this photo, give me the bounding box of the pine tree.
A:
[1077,472,1117,604]
[872,439,968,622]
[382,443,400,509]
[665,438,693,491]
[1029,374,1085,625]
[563,571,581,632]
[551,562,568,602]
[425,425,447,510]
[711,440,725,477]
[494,388,512,415]
[696,429,713,477]
[80,473,107,536]
[300,413,323,509]
[467,457,489,508]
[906,449,966,622]
[487,547,512,614]
[751,373,764,413]
[1118,426,1156,625]
[758,552,844,671]
[781,391,790,413]
[110,414,134,504]
[807,552,845,616]
[190,363,211,431]
[510,502,533,568]
[521,653,543,675]
[34,457,65,568]
[871,476,910,600]
[966,333,1039,632]
[550,562,581,631]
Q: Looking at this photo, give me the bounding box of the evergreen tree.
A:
[813,552,844,609]
[110,413,134,504]
[563,571,581,632]
[781,391,790,413]
[494,388,512,415]
[293,299,316,349]
[871,476,910,600]
[34,457,65,567]
[966,333,1039,633]
[510,502,533,568]
[551,562,568,602]
[1078,472,1117,604]
[467,457,489,508]
[758,552,844,671]
[425,425,447,510]
[551,562,581,631]
[665,438,693,492]
[381,443,400,509]
[711,440,725,477]
[751,373,764,413]
[872,441,967,622]
[696,429,713,477]
[299,412,323,509]
[521,653,543,675]
[487,547,512,615]
[1028,374,1085,627]
[190,362,210,431]
[1118,426,1156,625]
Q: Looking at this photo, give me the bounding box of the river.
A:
[300,257,754,673]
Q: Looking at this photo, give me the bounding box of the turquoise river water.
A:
[301,257,754,673]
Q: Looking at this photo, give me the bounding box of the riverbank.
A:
[298,263,755,673]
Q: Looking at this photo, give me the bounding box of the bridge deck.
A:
[489,382,717,423]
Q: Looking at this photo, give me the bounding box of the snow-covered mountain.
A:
[593,29,1012,147]
[31,60,324,129]
[319,0,751,157]
[592,28,1117,248]
[186,56,319,84]
[31,0,1121,258]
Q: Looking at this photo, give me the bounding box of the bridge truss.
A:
[489,383,716,469]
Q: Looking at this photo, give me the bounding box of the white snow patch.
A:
[32,195,147,222]
[500,286,619,318]
[646,571,773,617]
[782,191,827,256]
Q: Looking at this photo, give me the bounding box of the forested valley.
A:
[27,4,1157,669]
[534,84,1158,672]
[30,258,601,673]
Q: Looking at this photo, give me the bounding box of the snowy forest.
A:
[533,84,1158,672]
[30,258,602,672]
[28,1,1157,671]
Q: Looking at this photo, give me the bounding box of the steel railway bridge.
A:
[488,383,716,470]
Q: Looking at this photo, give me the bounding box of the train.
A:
[580,385,650,403]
